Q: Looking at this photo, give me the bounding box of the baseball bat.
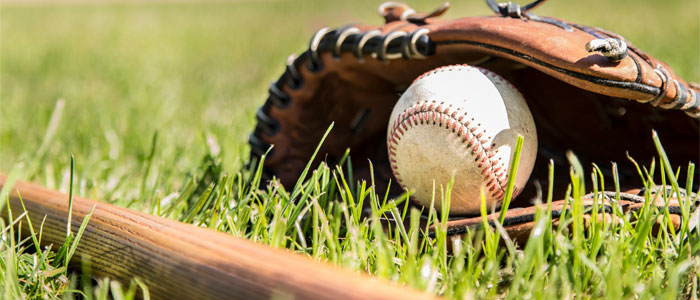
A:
[0,173,436,300]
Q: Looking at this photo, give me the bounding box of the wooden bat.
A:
[0,174,437,300]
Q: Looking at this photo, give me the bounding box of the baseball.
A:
[387,65,537,215]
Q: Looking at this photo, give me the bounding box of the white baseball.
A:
[387,65,537,215]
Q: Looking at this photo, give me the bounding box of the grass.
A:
[0,0,698,299]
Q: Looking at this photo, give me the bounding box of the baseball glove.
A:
[249,0,700,240]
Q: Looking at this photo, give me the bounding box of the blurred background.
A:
[0,0,698,207]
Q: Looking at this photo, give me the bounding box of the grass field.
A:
[1,0,699,299]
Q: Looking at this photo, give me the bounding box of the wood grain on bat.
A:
[0,174,436,300]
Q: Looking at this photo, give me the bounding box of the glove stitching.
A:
[251,27,436,183]
[433,40,661,96]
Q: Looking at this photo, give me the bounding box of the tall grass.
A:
[4,123,698,298]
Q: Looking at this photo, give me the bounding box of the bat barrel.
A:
[0,174,435,300]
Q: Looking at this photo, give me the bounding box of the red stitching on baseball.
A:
[388,100,509,200]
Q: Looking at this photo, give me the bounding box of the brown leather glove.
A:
[435,188,698,245]
[249,0,699,238]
